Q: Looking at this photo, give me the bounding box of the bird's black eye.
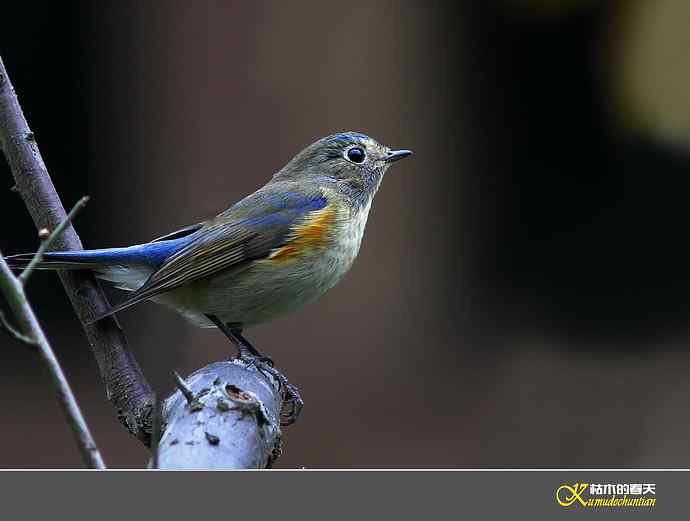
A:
[346,147,366,164]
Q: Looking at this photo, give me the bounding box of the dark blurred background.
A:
[2,0,690,468]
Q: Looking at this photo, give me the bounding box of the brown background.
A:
[2,0,690,468]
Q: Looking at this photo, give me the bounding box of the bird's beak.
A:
[384,149,413,163]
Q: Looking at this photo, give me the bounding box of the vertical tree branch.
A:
[0,55,156,443]
[0,55,288,468]
[0,252,105,468]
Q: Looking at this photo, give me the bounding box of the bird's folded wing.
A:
[94,186,328,319]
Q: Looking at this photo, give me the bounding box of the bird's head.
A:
[274,131,412,206]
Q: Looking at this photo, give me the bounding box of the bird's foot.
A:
[206,316,304,426]
[237,347,274,368]
[236,352,303,426]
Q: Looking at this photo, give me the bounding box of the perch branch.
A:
[0,55,156,443]
[157,361,282,469]
[0,251,105,468]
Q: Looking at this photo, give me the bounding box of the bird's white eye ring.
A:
[345,146,366,164]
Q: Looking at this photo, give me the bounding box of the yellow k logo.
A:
[556,483,589,507]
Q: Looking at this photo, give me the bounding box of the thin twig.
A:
[19,195,90,285]
[0,309,36,345]
[173,371,196,404]
[0,251,105,468]
[0,54,155,444]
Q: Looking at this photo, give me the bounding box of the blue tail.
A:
[5,239,187,271]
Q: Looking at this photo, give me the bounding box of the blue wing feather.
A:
[88,182,330,319]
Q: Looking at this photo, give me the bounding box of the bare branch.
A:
[158,361,283,469]
[0,309,36,345]
[0,252,105,468]
[19,195,90,284]
[0,55,156,443]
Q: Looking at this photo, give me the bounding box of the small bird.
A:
[7,131,412,422]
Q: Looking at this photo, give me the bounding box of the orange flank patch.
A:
[269,205,335,262]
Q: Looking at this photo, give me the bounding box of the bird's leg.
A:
[227,329,274,367]
[205,314,272,364]
[205,314,303,425]
[227,329,304,425]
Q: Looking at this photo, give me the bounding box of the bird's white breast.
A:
[331,199,372,272]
